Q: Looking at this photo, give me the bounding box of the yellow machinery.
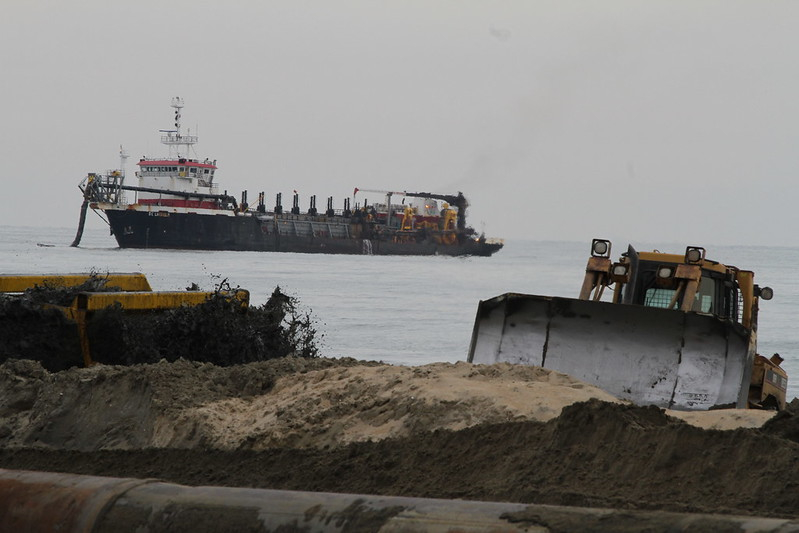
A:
[0,273,153,293]
[0,273,248,367]
[468,239,787,410]
[750,354,789,409]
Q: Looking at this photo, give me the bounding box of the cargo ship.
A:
[72,98,503,256]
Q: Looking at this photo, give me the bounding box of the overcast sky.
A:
[2,1,798,246]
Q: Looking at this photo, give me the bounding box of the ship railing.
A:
[84,171,127,205]
[160,134,198,144]
[138,157,213,164]
[136,170,218,190]
[274,208,350,218]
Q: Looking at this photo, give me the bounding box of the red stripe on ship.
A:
[138,199,222,209]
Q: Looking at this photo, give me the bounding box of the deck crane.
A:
[353,188,468,231]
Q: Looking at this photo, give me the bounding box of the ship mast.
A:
[160,96,198,158]
[119,145,129,178]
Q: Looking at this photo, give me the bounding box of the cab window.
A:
[644,288,675,309]
[691,276,715,313]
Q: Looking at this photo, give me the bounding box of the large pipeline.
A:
[1,469,797,532]
[70,199,89,247]
[100,182,239,208]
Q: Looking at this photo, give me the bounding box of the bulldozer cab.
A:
[579,240,766,330]
[631,262,723,314]
[468,239,785,411]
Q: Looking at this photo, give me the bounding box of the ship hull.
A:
[103,208,502,257]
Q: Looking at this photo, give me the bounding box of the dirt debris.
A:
[761,397,799,444]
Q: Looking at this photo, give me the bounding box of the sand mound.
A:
[171,361,629,450]
[0,358,778,452]
[0,358,620,451]
[2,398,798,519]
[2,357,798,519]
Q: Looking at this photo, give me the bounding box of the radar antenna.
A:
[159,97,198,158]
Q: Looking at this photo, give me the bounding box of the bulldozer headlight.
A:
[757,286,774,300]
[612,264,628,277]
[610,263,629,283]
[685,246,705,264]
[657,266,674,279]
[591,239,611,258]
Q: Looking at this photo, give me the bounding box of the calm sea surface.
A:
[2,224,797,400]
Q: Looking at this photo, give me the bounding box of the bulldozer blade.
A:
[467,293,754,410]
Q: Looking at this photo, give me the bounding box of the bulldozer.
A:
[468,239,788,411]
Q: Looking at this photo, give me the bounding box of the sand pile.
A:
[1,357,798,519]
[0,358,620,451]
[0,358,773,452]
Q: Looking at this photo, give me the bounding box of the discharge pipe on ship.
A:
[70,200,89,247]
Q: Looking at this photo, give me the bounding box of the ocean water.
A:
[2,224,797,400]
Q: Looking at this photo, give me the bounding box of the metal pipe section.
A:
[99,182,238,205]
[71,200,89,247]
[1,469,797,532]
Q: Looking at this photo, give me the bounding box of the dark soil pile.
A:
[761,398,799,444]
[85,285,319,366]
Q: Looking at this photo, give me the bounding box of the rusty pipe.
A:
[1,469,797,532]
